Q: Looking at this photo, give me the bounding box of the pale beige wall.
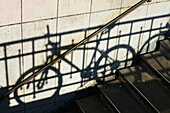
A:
[0,0,169,112]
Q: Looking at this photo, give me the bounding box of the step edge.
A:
[118,71,160,113]
[139,55,170,87]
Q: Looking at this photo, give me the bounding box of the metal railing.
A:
[0,0,151,101]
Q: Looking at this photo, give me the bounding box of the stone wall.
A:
[0,0,169,112]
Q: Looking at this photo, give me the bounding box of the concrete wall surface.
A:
[0,0,169,112]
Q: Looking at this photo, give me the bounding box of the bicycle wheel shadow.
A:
[82,23,170,86]
[0,15,169,113]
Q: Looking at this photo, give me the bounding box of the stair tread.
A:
[98,80,147,113]
[120,65,170,112]
[58,101,83,113]
[76,94,112,113]
[143,51,170,80]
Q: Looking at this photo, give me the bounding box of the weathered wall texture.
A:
[0,0,169,112]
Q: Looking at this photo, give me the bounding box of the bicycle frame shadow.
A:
[0,14,169,113]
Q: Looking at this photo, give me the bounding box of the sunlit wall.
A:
[0,0,169,112]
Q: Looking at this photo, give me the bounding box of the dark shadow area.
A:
[118,65,170,112]
[0,14,169,112]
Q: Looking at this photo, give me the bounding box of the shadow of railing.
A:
[0,14,169,112]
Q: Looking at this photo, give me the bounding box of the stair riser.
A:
[159,41,170,59]
[98,89,121,113]
[75,102,85,113]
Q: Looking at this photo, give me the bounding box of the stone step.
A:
[160,38,170,59]
[76,94,113,113]
[57,101,83,113]
[119,65,170,112]
[140,51,170,85]
[64,37,170,113]
[98,80,149,113]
